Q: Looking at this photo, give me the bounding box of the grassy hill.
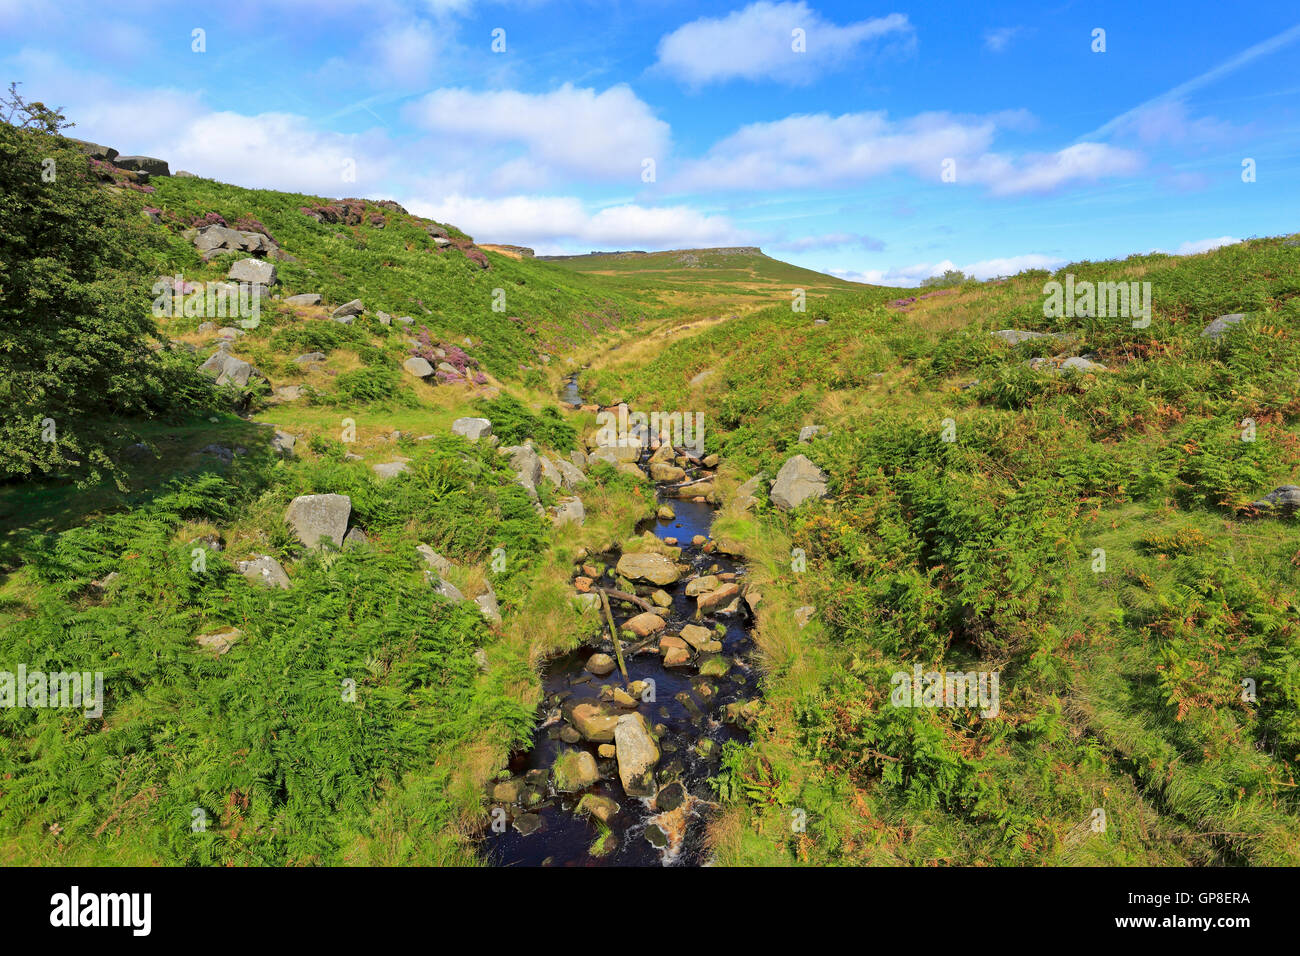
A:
[4,117,1299,868]
[578,237,1300,865]
[540,246,865,314]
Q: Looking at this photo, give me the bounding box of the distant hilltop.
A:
[538,247,763,262]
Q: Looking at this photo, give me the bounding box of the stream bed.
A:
[482,381,761,866]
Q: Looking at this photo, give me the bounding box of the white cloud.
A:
[831,252,1065,287]
[405,84,671,182]
[1151,236,1240,256]
[404,194,752,254]
[675,109,1137,195]
[971,142,1143,196]
[65,88,394,194]
[678,110,1004,190]
[655,2,913,86]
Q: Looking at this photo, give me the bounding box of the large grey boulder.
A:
[270,430,296,457]
[502,444,542,495]
[285,293,321,306]
[1028,355,1107,373]
[236,555,290,589]
[198,347,261,387]
[1201,313,1248,340]
[451,417,493,440]
[991,329,1066,345]
[614,712,660,797]
[416,544,453,577]
[68,138,118,161]
[332,299,364,318]
[538,455,562,489]
[554,497,585,527]
[432,576,465,604]
[770,454,828,511]
[284,493,351,549]
[555,459,585,488]
[115,155,170,177]
[403,356,434,378]
[475,582,502,624]
[228,258,276,287]
[1249,485,1300,516]
[615,552,680,586]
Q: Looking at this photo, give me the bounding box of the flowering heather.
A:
[233,215,274,240]
[191,211,228,228]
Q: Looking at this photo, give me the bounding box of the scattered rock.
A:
[403,356,434,378]
[227,258,276,287]
[475,583,503,624]
[416,545,453,577]
[697,582,741,614]
[1201,313,1249,340]
[615,552,680,586]
[196,626,242,655]
[793,605,816,628]
[770,454,827,510]
[624,612,667,637]
[568,700,621,742]
[554,497,585,527]
[1248,485,1300,516]
[236,555,290,589]
[342,527,368,549]
[586,653,617,676]
[614,712,660,797]
[451,417,493,440]
[371,460,410,479]
[552,748,600,792]
[284,493,352,549]
[577,794,618,824]
[798,425,822,443]
[331,299,364,319]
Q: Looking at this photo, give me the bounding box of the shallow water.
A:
[482,480,760,867]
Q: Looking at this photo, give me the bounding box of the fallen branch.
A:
[592,586,655,612]
[599,589,629,683]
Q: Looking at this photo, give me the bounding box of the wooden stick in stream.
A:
[592,586,655,612]
[599,589,630,683]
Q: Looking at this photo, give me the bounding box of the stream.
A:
[480,375,762,867]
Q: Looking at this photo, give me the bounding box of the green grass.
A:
[589,235,1300,865]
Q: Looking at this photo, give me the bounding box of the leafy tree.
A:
[0,89,203,485]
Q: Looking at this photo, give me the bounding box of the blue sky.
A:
[2,0,1298,285]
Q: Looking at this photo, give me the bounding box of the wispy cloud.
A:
[983,26,1023,53]
[1082,22,1300,141]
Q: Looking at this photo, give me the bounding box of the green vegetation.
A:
[587,238,1300,865]
[3,111,1298,867]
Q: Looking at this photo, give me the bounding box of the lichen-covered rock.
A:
[284,493,351,549]
[770,455,827,510]
[614,712,660,797]
[615,552,680,586]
